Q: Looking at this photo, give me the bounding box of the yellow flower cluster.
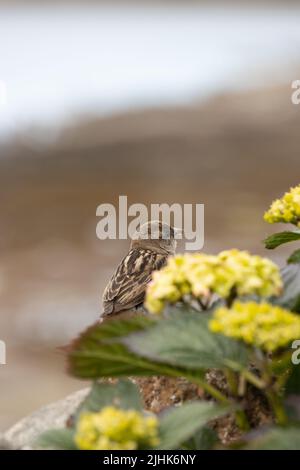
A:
[264,184,300,226]
[75,406,159,450]
[145,250,282,314]
[209,301,300,352]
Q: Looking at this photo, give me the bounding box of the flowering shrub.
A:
[145,250,282,314]
[264,184,300,226]
[37,380,228,450]
[264,185,300,265]
[75,406,159,450]
[38,183,300,450]
[209,301,300,352]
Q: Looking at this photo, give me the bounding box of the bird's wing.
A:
[102,248,167,315]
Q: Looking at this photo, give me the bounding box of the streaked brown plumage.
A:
[101,221,179,319]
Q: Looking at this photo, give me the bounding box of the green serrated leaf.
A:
[124,309,249,371]
[288,249,300,264]
[35,429,76,450]
[244,426,300,450]
[74,380,143,422]
[264,231,300,250]
[272,264,300,312]
[158,401,228,450]
[68,316,157,378]
[184,426,219,450]
[68,315,201,380]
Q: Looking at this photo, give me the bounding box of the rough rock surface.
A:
[1,388,89,450]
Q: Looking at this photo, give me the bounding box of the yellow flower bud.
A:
[264,184,300,225]
[145,251,282,314]
[75,407,159,450]
[209,301,300,352]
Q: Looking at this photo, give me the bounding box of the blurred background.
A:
[1,0,300,431]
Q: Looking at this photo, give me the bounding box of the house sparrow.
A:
[101,221,180,320]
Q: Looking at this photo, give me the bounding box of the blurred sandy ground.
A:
[1,83,300,429]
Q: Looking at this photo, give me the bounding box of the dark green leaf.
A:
[288,249,300,264]
[244,426,300,450]
[158,401,228,450]
[35,429,76,450]
[68,316,157,378]
[68,315,199,380]
[124,309,249,371]
[75,380,142,421]
[286,363,300,395]
[184,426,219,450]
[264,231,300,249]
[269,350,293,375]
[285,395,300,422]
[273,264,300,312]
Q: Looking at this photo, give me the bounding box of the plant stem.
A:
[224,361,265,389]
[226,288,237,308]
[238,374,246,396]
[235,410,250,431]
[265,389,288,426]
[183,373,231,405]
[241,369,266,389]
[225,369,250,431]
[250,357,288,426]
[225,369,238,395]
